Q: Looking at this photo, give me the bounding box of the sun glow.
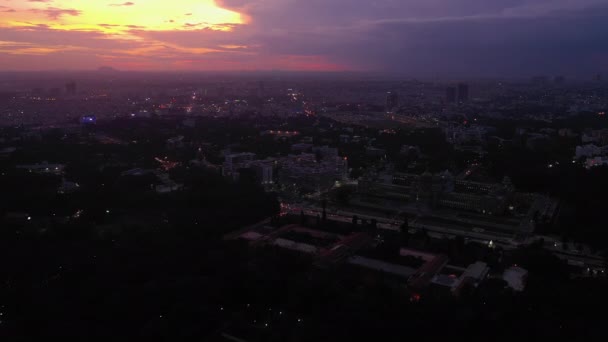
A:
[0,1,346,71]
[1,0,243,33]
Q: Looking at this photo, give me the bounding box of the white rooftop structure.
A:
[503,266,528,292]
[273,238,318,254]
[348,256,417,278]
[240,231,263,241]
[462,261,490,283]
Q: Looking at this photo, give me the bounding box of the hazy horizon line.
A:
[0,68,602,81]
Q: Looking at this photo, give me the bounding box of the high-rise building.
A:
[457,83,469,103]
[49,88,62,97]
[386,91,399,111]
[446,87,456,103]
[532,76,549,84]
[65,81,76,95]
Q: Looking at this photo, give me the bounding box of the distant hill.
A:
[97,66,120,73]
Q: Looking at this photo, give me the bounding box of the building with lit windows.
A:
[277,153,348,194]
[355,170,557,238]
[222,152,275,185]
[358,170,516,215]
[457,83,469,102]
[385,91,399,112]
[446,87,456,103]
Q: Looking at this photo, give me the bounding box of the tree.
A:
[315,149,323,162]
[399,216,410,246]
[424,231,432,247]
[370,219,378,231]
[322,199,327,222]
[400,214,409,232]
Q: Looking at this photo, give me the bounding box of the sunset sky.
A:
[1,0,607,75]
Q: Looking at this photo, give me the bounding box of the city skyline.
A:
[0,0,607,76]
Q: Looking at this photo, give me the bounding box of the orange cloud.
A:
[0,1,347,72]
[1,1,243,32]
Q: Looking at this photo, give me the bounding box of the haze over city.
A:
[0,0,607,76]
[1,1,608,340]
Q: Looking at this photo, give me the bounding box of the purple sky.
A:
[1,0,607,76]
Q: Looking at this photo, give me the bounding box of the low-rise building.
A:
[585,156,608,169]
[503,266,528,291]
[277,153,348,194]
[576,144,602,158]
[223,152,275,185]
